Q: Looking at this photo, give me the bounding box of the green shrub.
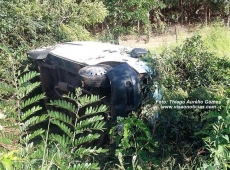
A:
[1,82,109,169]
[159,35,229,92]
[17,88,109,169]
[154,34,230,169]
[109,114,159,169]
[197,103,230,169]
[0,1,109,168]
[0,47,109,169]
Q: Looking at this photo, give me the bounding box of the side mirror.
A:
[27,47,54,60]
[131,48,148,58]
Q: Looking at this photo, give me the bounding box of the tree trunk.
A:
[227,14,230,30]
[175,25,178,42]
[204,2,208,27]
[180,0,183,25]
[208,7,211,23]
[113,12,119,45]
[137,20,140,36]
[145,12,151,43]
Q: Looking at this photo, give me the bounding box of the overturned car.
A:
[27,41,158,118]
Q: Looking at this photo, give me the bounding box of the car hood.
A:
[27,41,152,74]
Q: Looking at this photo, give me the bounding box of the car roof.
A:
[27,41,152,74]
[52,41,133,63]
[27,41,132,64]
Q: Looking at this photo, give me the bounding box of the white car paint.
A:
[27,41,152,74]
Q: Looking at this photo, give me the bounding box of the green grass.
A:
[200,24,230,59]
[151,23,230,60]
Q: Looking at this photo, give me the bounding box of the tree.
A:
[103,0,165,44]
[0,0,108,119]
[0,0,108,162]
[0,0,107,49]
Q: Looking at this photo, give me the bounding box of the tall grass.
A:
[150,23,230,60]
[200,24,230,59]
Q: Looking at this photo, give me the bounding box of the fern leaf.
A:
[49,100,77,113]
[75,123,105,135]
[74,146,108,158]
[20,115,48,132]
[18,82,41,99]
[18,71,40,86]
[49,134,72,148]
[68,163,99,170]
[0,82,15,94]
[75,115,105,135]
[78,95,101,108]
[29,144,45,159]
[0,132,17,141]
[48,110,73,126]
[0,120,17,128]
[21,128,45,144]
[92,121,106,130]
[20,93,45,109]
[62,92,78,102]
[0,132,13,145]
[74,134,100,147]
[84,105,108,116]
[50,119,73,138]
[21,105,43,121]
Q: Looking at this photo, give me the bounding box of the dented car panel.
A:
[107,63,141,117]
[27,41,153,118]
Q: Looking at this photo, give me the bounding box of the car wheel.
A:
[78,64,112,87]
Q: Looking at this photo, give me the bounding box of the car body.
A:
[27,41,157,118]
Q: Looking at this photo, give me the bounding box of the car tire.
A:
[78,64,112,87]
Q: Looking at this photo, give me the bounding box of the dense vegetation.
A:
[0,0,230,169]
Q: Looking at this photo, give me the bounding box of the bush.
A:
[109,114,159,169]
[0,2,108,168]
[154,35,230,169]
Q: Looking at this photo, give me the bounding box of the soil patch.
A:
[119,25,196,49]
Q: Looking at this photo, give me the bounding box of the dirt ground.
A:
[119,25,195,50]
